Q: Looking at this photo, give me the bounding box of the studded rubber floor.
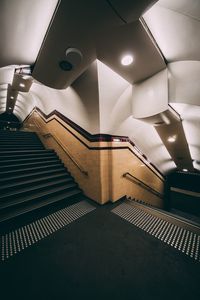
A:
[1,200,95,261]
[0,199,200,300]
[112,202,200,263]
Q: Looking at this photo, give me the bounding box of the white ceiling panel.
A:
[143,3,200,62]
[158,0,200,20]
[0,0,59,67]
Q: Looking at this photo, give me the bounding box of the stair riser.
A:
[0,156,59,165]
[0,142,43,146]
[0,154,55,161]
[0,185,79,215]
[0,181,76,203]
[0,145,44,148]
[0,150,54,156]
[0,160,61,171]
[0,190,82,223]
[0,175,72,193]
[0,157,60,172]
[0,169,68,184]
[0,165,65,178]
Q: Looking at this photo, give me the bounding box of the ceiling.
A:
[0,0,199,176]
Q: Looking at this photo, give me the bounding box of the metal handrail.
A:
[123,172,163,198]
[32,118,88,176]
[43,133,88,176]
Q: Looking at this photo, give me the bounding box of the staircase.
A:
[0,130,82,223]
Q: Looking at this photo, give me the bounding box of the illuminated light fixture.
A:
[10,96,14,100]
[183,168,188,172]
[22,75,30,80]
[167,135,176,143]
[140,164,145,167]
[9,107,12,109]
[113,138,121,142]
[19,83,25,87]
[121,54,134,66]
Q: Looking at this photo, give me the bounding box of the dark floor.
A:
[1,199,200,300]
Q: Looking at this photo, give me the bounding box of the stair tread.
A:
[0,163,65,176]
[0,168,67,183]
[0,149,53,154]
[0,159,60,169]
[0,173,71,190]
[0,178,74,199]
[0,156,58,164]
[0,183,78,210]
[0,189,82,222]
[0,151,54,158]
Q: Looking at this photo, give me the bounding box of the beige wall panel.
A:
[24,111,165,207]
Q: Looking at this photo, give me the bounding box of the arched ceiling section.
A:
[0,66,14,114]
[143,0,200,62]
[0,0,199,175]
[13,92,36,122]
[0,0,59,67]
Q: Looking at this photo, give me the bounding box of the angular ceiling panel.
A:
[143,3,200,62]
[158,0,200,20]
[97,20,165,84]
[107,0,158,23]
[32,0,126,89]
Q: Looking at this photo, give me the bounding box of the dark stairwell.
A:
[0,130,82,224]
[0,131,200,300]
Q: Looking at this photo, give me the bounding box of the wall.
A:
[23,109,165,207]
[31,60,100,134]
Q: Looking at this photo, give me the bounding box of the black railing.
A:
[123,172,163,198]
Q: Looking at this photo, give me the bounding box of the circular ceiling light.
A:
[167,135,176,143]
[121,54,133,66]
[182,168,188,172]
[10,96,14,99]
[19,83,25,87]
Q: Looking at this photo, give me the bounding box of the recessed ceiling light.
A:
[167,135,176,143]
[22,75,30,80]
[19,83,25,87]
[10,96,14,99]
[121,55,133,66]
[183,168,188,172]
[9,107,12,109]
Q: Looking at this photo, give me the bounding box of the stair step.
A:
[0,139,42,142]
[0,163,65,177]
[0,149,54,156]
[0,189,82,223]
[0,178,75,202]
[0,145,44,148]
[0,147,44,151]
[0,155,58,165]
[0,141,43,148]
[0,173,72,192]
[0,183,78,211]
[0,168,68,184]
[0,159,61,171]
[0,132,37,136]
[0,152,55,161]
